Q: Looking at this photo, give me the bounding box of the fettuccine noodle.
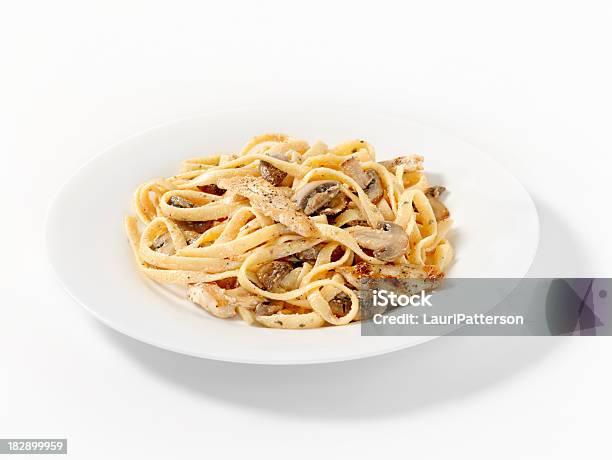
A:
[125,134,453,329]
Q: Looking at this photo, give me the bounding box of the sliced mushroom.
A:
[363,170,384,203]
[379,154,424,174]
[423,185,449,221]
[259,152,289,186]
[168,195,195,208]
[255,302,284,316]
[348,221,408,262]
[295,247,318,261]
[424,186,446,198]
[293,180,347,216]
[150,232,174,255]
[178,220,214,234]
[295,243,324,261]
[197,184,225,195]
[320,193,348,216]
[427,197,449,222]
[176,221,214,244]
[256,261,293,291]
[183,230,200,245]
[340,157,384,204]
[329,292,352,316]
[341,157,371,188]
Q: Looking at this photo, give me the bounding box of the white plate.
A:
[46,107,539,365]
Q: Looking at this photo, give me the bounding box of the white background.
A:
[1,1,611,459]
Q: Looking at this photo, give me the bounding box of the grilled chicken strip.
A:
[218,176,318,237]
[187,283,263,319]
[337,262,444,318]
[348,222,408,262]
[337,262,443,293]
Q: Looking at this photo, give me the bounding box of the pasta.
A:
[125,134,454,329]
